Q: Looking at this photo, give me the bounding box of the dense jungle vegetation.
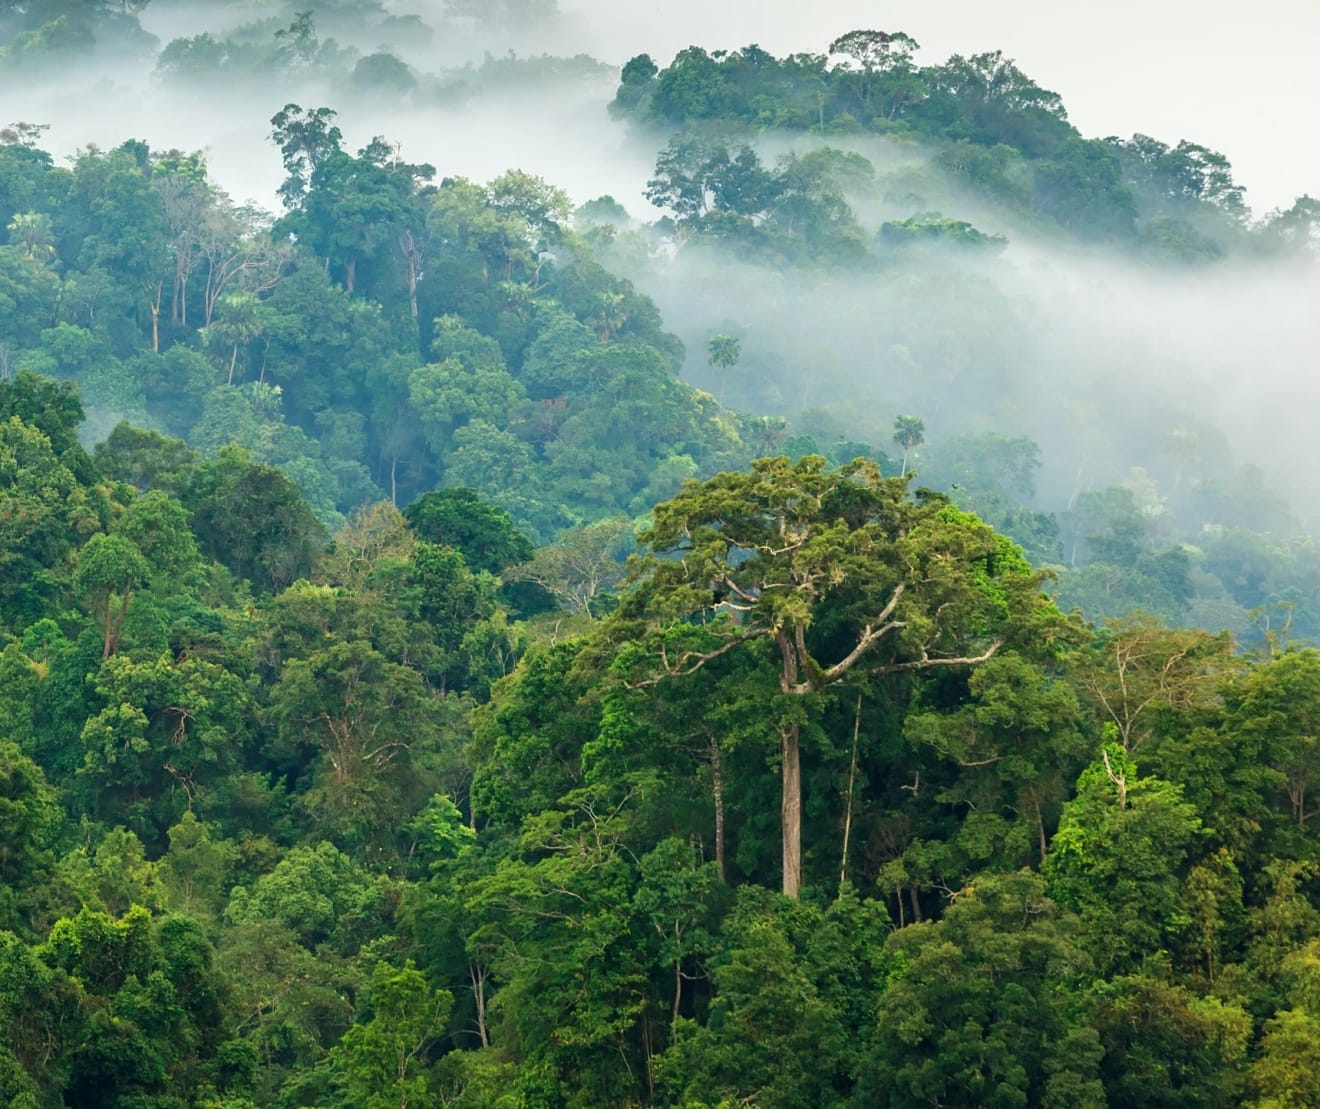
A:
[3,1,1320,1106]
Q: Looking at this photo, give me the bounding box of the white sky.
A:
[563,0,1320,214]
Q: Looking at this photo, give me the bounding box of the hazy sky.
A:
[23,2,1315,215]
[561,0,1320,213]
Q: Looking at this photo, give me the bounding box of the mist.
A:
[626,210,1320,524]
[555,0,1320,214]
[4,0,1319,536]
[3,3,653,210]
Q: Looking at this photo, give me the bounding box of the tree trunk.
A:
[470,963,489,1048]
[777,629,804,899]
[642,1008,656,1101]
[908,884,923,923]
[781,722,801,899]
[672,953,682,1029]
[204,276,220,327]
[709,732,725,882]
[840,692,862,890]
[345,256,356,294]
[1102,747,1128,808]
[172,254,183,324]
[103,584,132,658]
[149,281,163,353]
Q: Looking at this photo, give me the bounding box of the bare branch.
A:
[815,582,908,686]
[626,631,763,689]
[776,583,912,695]
[874,637,1005,676]
[1102,746,1128,809]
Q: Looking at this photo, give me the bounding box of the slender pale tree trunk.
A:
[777,630,804,898]
[149,280,163,353]
[172,255,182,323]
[709,732,725,882]
[672,955,682,1029]
[470,963,489,1048]
[102,595,114,659]
[642,1009,656,1100]
[840,692,862,889]
[1029,787,1048,863]
[781,723,801,899]
[400,231,422,320]
[908,885,923,922]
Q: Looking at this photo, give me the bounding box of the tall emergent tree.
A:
[893,414,925,477]
[610,455,1052,897]
[707,333,741,407]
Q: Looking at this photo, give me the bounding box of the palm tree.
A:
[591,291,628,342]
[707,333,741,406]
[1165,428,1200,491]
[7,212,55,263]
[202,292,266,385]
[246,381,284,421]
[893,414,924,477]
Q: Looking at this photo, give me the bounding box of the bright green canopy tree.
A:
[610,455,1056,897]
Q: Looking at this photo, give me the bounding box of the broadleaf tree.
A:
[608,455,1057,897]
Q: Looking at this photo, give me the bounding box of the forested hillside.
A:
[3,2,1320,1106]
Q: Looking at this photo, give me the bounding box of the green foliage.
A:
[0,741,58,927]
[470,640,597,828]
[1087,971,1251,1105]
[404,486,534,573]
[0,412,105,626]
[655,885,885,1107]
[74,532,151,658]
[184,446,326,592]
[1,20,1319,1104]
[329,960,451,1108]
[645,136,868,263]
[1048,745,1204,975]
[619,37,1250,258]
[94,423,196,495]
[225,841,381,952]
[76,649,251,843]
[880,213,1008,250]
[866,870,1099,1107]
[268,635,452,856]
